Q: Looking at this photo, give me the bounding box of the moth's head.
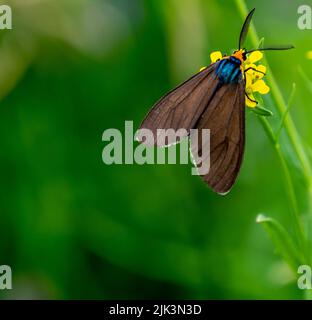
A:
[232,49,247,62]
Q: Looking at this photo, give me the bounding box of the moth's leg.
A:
[245,92,258,104]
[244,67,263,104]
[244,67,266,76]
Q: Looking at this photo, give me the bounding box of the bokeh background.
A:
[0,0,311,299]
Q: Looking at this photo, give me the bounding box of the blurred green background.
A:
[0,0,311,299]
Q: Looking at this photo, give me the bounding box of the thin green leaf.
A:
[256,214,304,272]
[257,37,265,49]
[250,105,273,117]
[276,83,296,140]
[258,116,276,144]
[298,65,312,94]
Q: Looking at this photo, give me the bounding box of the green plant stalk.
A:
[235,0,312,264]
[235,1,312,186]
[298,66,312,95]
[297,66,312,265]
[259,116,306,256]
[276,83,296,141]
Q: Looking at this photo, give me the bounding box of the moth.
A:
[138,8,293,194]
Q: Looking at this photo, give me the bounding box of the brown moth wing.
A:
[191,82,245,194]
[138,64,218,146]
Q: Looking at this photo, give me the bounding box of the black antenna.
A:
[239,8,256,49]
[246,45,295,54]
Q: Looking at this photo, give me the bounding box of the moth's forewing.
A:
[138,64,218,147]
[138,59,246,194]
[191,82,246,194]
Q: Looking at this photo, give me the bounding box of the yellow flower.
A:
[245,64,267,80]
[245,72,270,107]
[307,51,312,60]
[245,51,263,65]
[210,51,223,63]
[243,51,270,108]
[200,51,223,71]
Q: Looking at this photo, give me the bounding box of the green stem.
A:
[236,0,312,271]
[235,0,312,186]
[259,117,306,255]
[276,83,296,141]
[298,66,312,94]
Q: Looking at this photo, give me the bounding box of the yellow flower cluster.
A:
[204,51,270,108]
[243,51,270,107]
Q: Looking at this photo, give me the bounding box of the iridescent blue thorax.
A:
[215,56,242,84]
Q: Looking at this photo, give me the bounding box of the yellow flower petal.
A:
[307,51,312,60]
[210,51,223,63]
[245,72,253,87]
[245,63,257,74]
[251,79,270,94]
[254,65,266,80]
[247,51,263,64]
[257,65,266,74]
[244,64,266,81]
[246,94,257,108]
